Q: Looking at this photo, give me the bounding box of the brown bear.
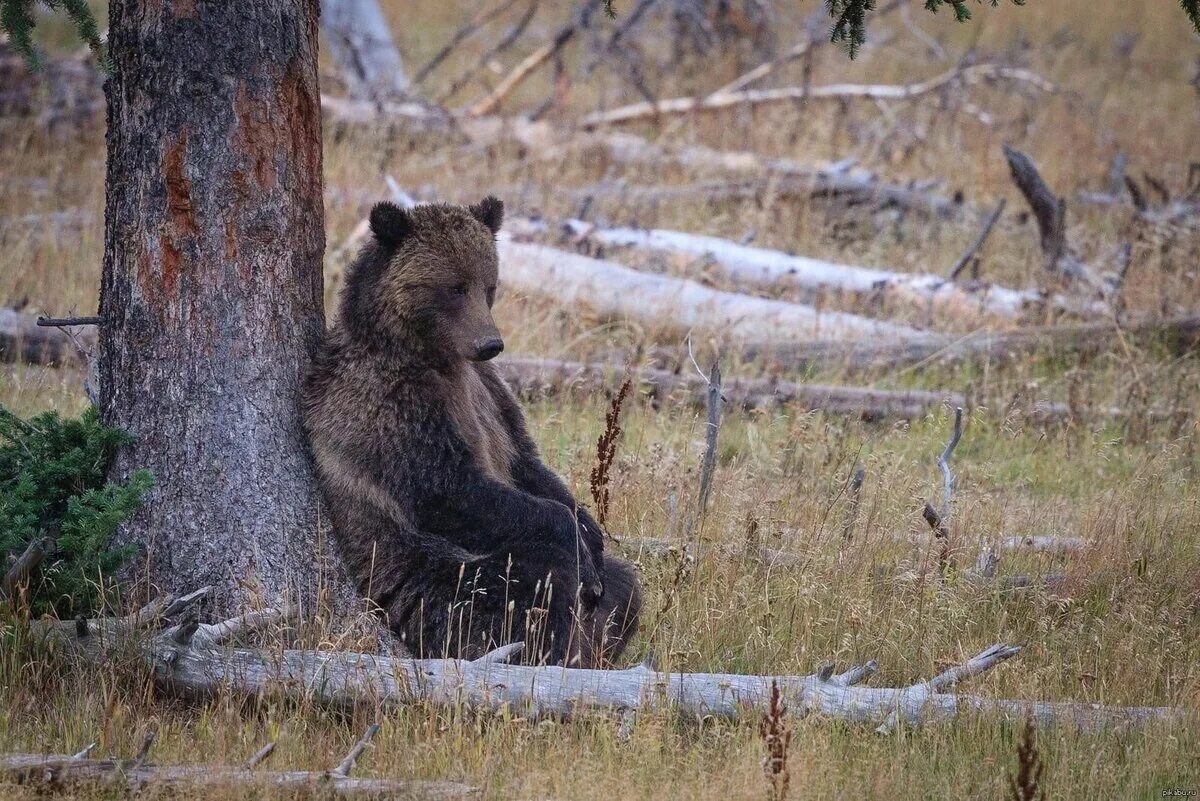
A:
[303,197,641,666]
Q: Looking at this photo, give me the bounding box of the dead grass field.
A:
[2,1,1200,798]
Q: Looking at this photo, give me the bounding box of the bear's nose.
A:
[473,337,504,361]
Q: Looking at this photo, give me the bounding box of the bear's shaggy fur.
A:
[303,198,641,665]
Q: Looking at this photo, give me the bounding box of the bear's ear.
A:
[369,202,413,249]
[468,196,504,234]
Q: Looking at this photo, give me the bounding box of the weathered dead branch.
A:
[0,307,90,366]
[1,536,53,601]
[1003,145,1108,290]
[34,609,1180,731]
[466,12,581,117]
[580,64,1053,127]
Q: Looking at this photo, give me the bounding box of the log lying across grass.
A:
[496,234,928,342]
[516,218,1106,322]
[33,596,1183,732]
[498,355,958,420]
[0,750,478,799]
[729,314,1200,372]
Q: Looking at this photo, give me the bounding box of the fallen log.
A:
[498,355,958,420]
[580,64,1054,128]
[495,234,928,342]
[521,218,1106,321]
[0,750,477,798]
[35,601,1183,731]
[734,315,1200,372]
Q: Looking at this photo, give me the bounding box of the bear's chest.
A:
[440,368,517,486]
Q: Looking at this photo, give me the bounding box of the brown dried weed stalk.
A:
[759,680,793,801]
[589,377,632,526]
[1008,716,1046,801]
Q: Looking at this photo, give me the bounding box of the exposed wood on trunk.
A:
[0,752,478,798]
[495,234,928,342]
[580,64,1054,127]
[511,217,1106,322]
[320,0,410,102]
[36,614,1181,731]
[100,0,345,613]
[497,355,959,420]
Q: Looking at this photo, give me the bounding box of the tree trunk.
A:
[320,0,409,102]
[99,0,333,614]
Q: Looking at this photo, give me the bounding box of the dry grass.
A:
[3,0,1200,798]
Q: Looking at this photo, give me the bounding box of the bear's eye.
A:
[485,286,496,307]
[452,283,469,297]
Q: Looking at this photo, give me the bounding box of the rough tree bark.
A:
[99,1,336,613]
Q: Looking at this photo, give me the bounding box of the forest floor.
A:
[3,1,1200,798]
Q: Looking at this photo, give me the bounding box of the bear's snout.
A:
[472,337,504,361]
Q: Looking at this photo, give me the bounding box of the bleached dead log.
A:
[0,752,478,798]
[496,235,927,342]
[580,64,1054,127]
[34,613,1180,731]
[320,0,409,102]
[522,218,1106,321]
[497,355,960,420]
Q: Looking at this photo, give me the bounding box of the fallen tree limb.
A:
[36,609,1181,731]
[466,14,579,117]
[517,217,1106,322]
[580,64,1054,128]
